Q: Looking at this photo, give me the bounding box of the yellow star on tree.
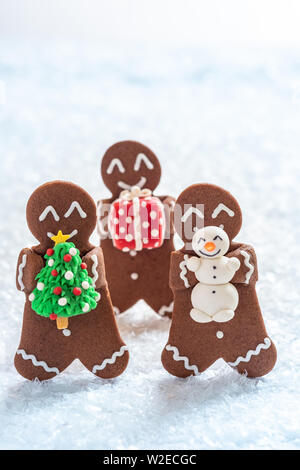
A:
[51,230,70,246]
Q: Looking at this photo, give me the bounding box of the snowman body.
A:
[191,257,239,317]
[187,226,240,323]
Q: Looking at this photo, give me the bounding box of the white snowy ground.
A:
[0,38,300,450]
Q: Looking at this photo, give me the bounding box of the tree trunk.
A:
[56,317,68,329]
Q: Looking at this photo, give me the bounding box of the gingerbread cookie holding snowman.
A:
[162,183,277,378]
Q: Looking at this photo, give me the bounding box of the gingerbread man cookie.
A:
[161,183,277,378]
[98,141,175,317]
[15,181,129,381]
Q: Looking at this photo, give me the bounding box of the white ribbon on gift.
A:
[119,185,152,200]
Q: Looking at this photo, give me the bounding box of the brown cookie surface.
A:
[15,180,129,381]
[98,141,174,317]
[162,183,277,378]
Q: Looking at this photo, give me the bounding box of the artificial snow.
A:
[0,38,299,450]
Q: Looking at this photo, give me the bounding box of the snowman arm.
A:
[16,248,44,293]
[186,256,201,272]
[228,245,258,285]
[97,198,111,240]
[82,247,107,290]
[170,251,199,290]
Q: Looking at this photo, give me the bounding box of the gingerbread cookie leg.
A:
[145,291,174,318]
[161,343,215,378]
[15,301,74,381]
[226,337,277,378]
[77,288,129,379]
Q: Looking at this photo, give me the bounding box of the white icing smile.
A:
[117,176,147,190]
[47,229,78,240]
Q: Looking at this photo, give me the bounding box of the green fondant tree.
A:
[30,234,99,329]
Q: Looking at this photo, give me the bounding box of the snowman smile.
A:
[199,248,221,257]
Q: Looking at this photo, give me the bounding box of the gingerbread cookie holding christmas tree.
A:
[15,181,129,381]
[97,141,175,317]
[161,183,277,378]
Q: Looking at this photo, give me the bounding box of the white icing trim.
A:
[18,254,27,291]
[97,201,108,237]
[106,158,125,174]
[179,254,190,288]
[211,203,235,219]
[166,345,200,375]
[113,306,120,315]
[92,345,128,373]
[91,254,99,286]
[132,196,142,251]
[134,153,154,171]
[158,301,174,316]
[240,250,254,284]
[181,207,204,222]
[39,206,60,222]
[117,176,147,190]
[228,337,271,367]
[64,201,87,219]
[16,349,59,375]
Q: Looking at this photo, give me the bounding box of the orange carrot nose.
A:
[204,242,216,252]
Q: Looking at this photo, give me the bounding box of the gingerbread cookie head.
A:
[174,183,242,252]
[101,141,161,198]
[26,181,96,252]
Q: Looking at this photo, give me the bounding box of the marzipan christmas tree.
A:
[30,230,100,329]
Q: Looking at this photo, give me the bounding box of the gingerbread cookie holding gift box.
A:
[162,183,277,378]
[15,181,129,381]
[97,141,175,317]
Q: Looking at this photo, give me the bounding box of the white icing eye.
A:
[211,203,235,219]
[106,158,126,174]
[181,207,204,223]
[134,153,154,171]
[39,206,60,222]
[64,201,87,219]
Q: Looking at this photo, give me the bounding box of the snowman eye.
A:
[197,237,206,244]
[213,235,223,241]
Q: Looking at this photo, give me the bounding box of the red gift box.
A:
[108,187,165,252]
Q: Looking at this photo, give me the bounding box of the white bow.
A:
[119,185,152,200]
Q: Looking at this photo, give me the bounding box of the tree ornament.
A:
[31,232,99,330]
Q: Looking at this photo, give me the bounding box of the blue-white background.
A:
[0,0,299,449]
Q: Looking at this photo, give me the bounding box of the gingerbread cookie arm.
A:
[228,244,258,285]
[16,248,44,293]
[170,251,198,291]
[81,247,107,290]
[97,198,111,240]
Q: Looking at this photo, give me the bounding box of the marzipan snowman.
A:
[15,181,129,381]
[98,141,175,317]
[161,183,277,378]
[187,226,240,323]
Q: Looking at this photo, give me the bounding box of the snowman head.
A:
[192,226,230,259]
[101,141,161,199]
